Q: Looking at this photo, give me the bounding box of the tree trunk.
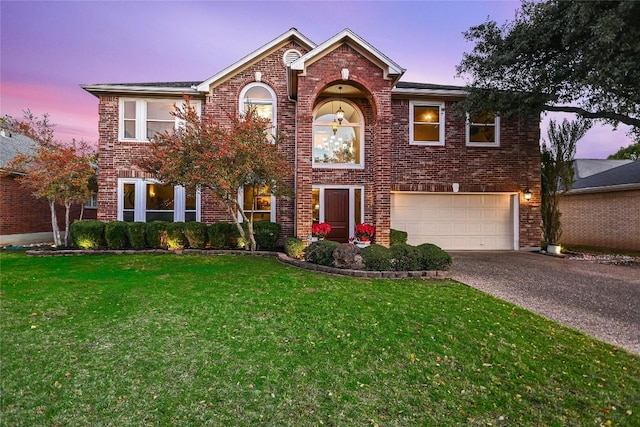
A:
[63,201,71,247]
[79,203,85,220]
[48,198,61,247]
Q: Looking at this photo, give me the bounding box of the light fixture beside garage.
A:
[523,188,532,201]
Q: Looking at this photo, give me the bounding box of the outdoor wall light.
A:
[523,188,532,201]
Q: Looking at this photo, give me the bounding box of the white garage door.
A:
[391,193,515,250]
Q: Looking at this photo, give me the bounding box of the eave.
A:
[81,84,202,98]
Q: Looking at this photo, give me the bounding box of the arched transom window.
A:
[313,99,363,168]
[239,83,276,123]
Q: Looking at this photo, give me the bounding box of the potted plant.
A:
[354,223,375,248]
[311,222,331,241]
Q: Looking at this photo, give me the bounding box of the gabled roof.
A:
[0,130,37,173]
[196,28,316,93]
[569,159,640,193]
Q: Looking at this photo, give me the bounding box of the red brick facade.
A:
[1,175,96,244]
[86,29,542,249]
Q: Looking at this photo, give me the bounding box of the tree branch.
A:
[544,105,640,128]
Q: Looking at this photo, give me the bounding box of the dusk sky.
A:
[1,0,633,158]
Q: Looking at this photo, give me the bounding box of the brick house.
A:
[0,130,97,246]
[82,28,541,250]
[559,159,640,251]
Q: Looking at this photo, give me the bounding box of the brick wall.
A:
[390,100,542,248]
[559,189,640,251]
[1,175,96,237]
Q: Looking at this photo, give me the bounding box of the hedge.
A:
[304,240,340,266]
[146,221,169,249]
[105,221,128,250]
[417,243,452,271]
[284,237,304,259]
[127,222,147,249]
[360,244,392,271]
[390,229,408,246]
[184,222,208,249]
[166,222,186,250]
[70,220,105,249]
[253,221,281,251]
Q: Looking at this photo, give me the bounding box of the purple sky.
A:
[1,0,632,158]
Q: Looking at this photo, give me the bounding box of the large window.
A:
[119,99,200,142]
[239,185,275,222]
[410,100,445,146]
[313,100,363,167]
[119,179,198,222]
[239,83,276,140]
[466,112,500,147]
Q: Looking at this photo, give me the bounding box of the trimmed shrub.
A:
[208,222,236,249]
[166,222,186,250]
[184,221,208,249]
[284,237,304,259]
[390,229,408,246]
[70,220,105,249]
[105,221,129,250]
[360,244,392,271]
[253,221,281,251]
[390,243,422,271]
[146,221,169,249]
[417,243,452,271]
[127,222,147,249]
[304,240,340,266]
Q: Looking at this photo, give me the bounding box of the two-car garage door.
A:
[391,193,516,250]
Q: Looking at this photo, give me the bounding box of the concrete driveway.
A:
[449,251,640,355]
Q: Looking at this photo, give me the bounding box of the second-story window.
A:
[119,99,200,142]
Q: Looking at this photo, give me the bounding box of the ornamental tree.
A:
[4,111,97,247]
[457,0,640,140]
[139,98,291,251]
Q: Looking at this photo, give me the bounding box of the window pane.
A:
[185,212,197,222]
[312,188,320,222]
[124,120,136,139]
[313,125,359,164]
[470,125,495,143]
[414,123,440,142]
[124,101,136,119]
[245,86,271,101]
[243,186,255,211]
[470,112,495,124]
[354,188,362,226]
[147,101,175,120]
[124,184,135,209]
[146,121,175,139]
[146,211,174,222]
[186,189,197,210]
[414,106,439,123]
[146,184,174,210]
[123,211,134,222]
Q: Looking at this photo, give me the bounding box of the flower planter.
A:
[547,244,561,255]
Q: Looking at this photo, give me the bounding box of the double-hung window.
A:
[410,100,445,146]
[466,112,500,147]
[119,99,200,142]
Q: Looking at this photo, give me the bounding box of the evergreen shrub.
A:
[253,221,281,251]
[390,229,408,246]
[184,222,208,249]
[390,243,422,271]
[127,222,147,249]
[70,220,105,249]
[146,221,169,249]
[417,243,452,271]
[105,221,129,250]
[360,244,392,271]
[284,237,304,259]
[166,222,186,250]
[303,240,340,266]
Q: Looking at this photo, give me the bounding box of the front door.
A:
[324,189,349,242]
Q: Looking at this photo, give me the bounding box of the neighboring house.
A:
[560,159,640,251]
[81,28,541,250]
[0,129,97,246]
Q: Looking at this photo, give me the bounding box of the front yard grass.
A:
[1,252,638,426]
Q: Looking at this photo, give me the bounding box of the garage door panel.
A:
[391,193,515,250]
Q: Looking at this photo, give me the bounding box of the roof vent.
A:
[283,49,302,66]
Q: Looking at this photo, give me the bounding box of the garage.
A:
[391,193,517,250]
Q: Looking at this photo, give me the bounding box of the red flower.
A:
[355,223,375,240]
[312,222,331,237]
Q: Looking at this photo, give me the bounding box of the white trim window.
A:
[312,99,364,168]
[239,83,277,140]
[410,100,445,146]
[118,179,200,222]
[119,98,201,142]
[466,112,500,147]
[238,185,276,223]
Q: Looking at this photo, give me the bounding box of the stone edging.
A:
[24,248,451,279]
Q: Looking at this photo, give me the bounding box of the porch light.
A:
[335,86,345,124]
[523,188,532,201]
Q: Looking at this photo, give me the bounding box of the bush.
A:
[304,240,340,266]
[417,243,452,271]
[70,220,105,249]
[146,221,169,249]
[209,222,236,249]
[166,222,186,250]
[284,237,304,259]
[360,244,392,271]
[389,243,422,271]
[253,221,281,251]
[184,222,208,249]
[390,229,408,246]
[127,222,147,249]
[105,221,129,250]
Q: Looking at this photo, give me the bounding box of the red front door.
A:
[324,189,349,243]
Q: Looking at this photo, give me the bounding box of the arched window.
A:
[313,99,363,167]
[239,83,277,125]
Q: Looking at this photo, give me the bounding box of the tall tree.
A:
[140,99,291,251]
[457,0,640,140]
[540,118,591,247]
[607,143,640,161]
[4,112,96,246]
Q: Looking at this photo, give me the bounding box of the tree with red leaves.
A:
[4,111,96,247]
[140,98,291,251]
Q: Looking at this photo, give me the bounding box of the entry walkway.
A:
[449,251,640,355]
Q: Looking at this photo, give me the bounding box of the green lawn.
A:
[1,252,638,426]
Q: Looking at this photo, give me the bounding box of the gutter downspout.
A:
[287,68,299,238]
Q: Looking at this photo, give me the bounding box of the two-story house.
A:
[82,28,541,250]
